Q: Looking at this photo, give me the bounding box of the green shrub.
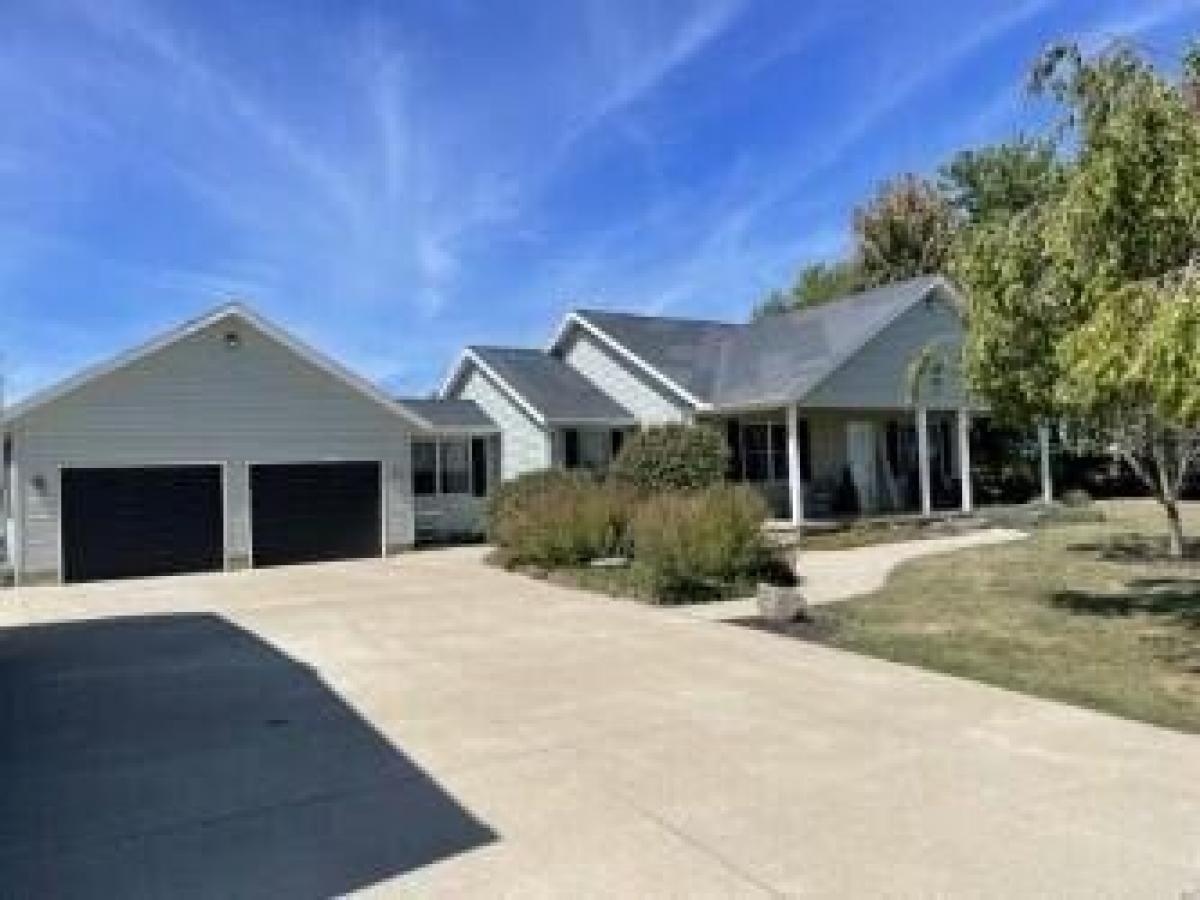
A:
[611,424,728,492]
[488,469,633,566]
[630,484,776,602]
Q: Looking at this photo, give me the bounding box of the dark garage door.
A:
[250,462,381,568]
[62,466,224,583]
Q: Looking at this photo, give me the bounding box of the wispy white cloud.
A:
[535,0,1060,320]
[1077,0,1200,53]
[6,0,1200,400]
[0,0,758,395]
[959,0,1200,141]
[731,0,1055,226]
[563,0,745,147]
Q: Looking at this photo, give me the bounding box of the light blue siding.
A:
[802,294,968,410]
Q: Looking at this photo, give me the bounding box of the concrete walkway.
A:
[686,527,1027,621]
[1,545,1196,897]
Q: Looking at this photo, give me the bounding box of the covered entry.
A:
[250,462,382,567]
[61,465,224,583]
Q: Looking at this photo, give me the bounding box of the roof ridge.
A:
[574,307,740,328]
[3,302,434,429]
[711,275,947,407]
[763,274,945,325]
[467,344,544,354]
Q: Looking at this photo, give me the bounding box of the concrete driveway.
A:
[1,548,1198,898]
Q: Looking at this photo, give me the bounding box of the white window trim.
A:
[413,435,491,498]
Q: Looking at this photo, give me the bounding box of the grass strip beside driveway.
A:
[800,500,1200,733]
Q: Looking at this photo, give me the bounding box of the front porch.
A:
[707,406,1054,525]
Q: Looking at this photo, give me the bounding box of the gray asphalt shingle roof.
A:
[573,276,947,408]
[469,346,634,423]
[395,397,497,431]
[568,310,738,403]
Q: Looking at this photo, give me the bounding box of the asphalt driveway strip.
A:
[1,546,1197,897]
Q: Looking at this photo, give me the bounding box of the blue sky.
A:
[4,0,1200,402]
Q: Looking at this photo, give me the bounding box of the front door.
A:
[846,421,877,511]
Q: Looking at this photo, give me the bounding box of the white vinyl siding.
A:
[12,318,415,580]
[802,293,967,410]
[452,365,550,480]
[557,327,692,424]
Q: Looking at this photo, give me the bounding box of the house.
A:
[1,275,1053,586]
[443,276,1049,521]
[440,346,637,479]
[0,304,498,585]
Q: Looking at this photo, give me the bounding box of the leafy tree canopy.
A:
[752,260,862,318]
[755,175,956,318]
[853,173,959,287]
[955,39,1200,556]
[939,137,1063,224]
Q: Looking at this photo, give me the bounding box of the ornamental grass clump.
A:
[488,469,632,567]
[631,484,774,602]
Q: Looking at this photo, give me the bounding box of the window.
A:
[440,439,470,494]
[770,422,787,481]
[412,441,437,496]
[580,430,608,469]
[765,419,810,483]
[939,419,953,478]
[610,429,625,460]
[743,423,770,482]
[886,421,900,476]
[726,419,743,480]
[563,429,580,468]
[471,437,489,497]
[798,419,812,481]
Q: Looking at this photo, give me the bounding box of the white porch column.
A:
[957,407,972,513]
[1038,422,1053,504]
[916,405,932,516]
[786,404,805,526]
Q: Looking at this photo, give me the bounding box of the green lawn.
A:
[804,500,1200,733]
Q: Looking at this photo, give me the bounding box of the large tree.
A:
[955,41,1200,556]
[753,260,862,318]
[853,173,959,287]
[755,174,957,319]
[939,137,1063,224]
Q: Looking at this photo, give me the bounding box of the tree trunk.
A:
[1162,496,1186,559]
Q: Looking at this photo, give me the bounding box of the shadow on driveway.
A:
[0,613,495,898]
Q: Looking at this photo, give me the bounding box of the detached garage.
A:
[0,304,494,585]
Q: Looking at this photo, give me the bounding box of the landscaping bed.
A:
[487,425,795,604]
[793,500,1104,552]
[748,499,1200,733]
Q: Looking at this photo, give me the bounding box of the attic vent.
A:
[223,330,242,349]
